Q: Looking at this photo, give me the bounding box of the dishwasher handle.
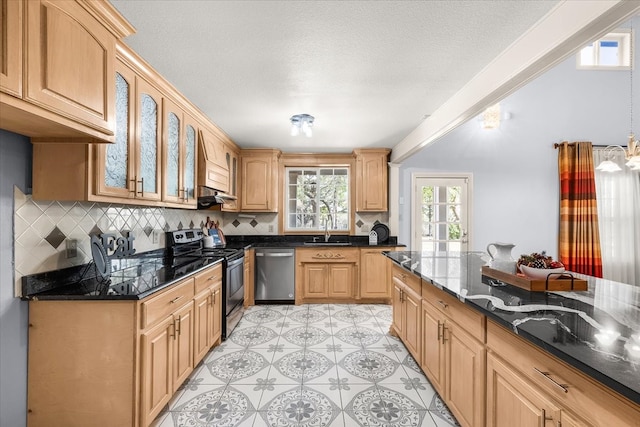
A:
[256,252,294,257]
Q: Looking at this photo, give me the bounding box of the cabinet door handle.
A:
[437,300,448,309]
[130,176,137,194]
[437,320,443,342]
[176,315,182,336]
[534,367,569,393]
[170,320,176,340]
[442,323,448,343]
[540,409,554,427]
[170,295,184,304]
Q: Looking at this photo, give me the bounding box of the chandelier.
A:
[290,114,314,137]
[596,23,639,172]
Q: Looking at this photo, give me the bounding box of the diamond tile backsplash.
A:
[13,187,389,295]
[13,187,221,295]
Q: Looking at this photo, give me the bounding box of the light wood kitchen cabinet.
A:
[354,148,390,212]
[222,142,240,212]
[1,0,134,142]
[194,264,223,364]
[295,248,360,303]
[391,265,421,362]
[26,264,229,427]
[25,0,116,135]
[198,128,230,193]
[0,0,22,97]
[162,98,197,206]
[487,320,640,427]
[244,249,255,306]
[421,298,485,427]
[240,149,280,212]
[486,352,560,427]
[139,278,195,427]
[360,247,399,301]
[95,59,137,200]
[140,315,175,426]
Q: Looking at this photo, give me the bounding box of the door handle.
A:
[540,409,554,427]
[437,320,442,342]
[257,253,294,257]
[534,368,569,393]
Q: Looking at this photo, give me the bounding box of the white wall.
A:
[399,17,639,259]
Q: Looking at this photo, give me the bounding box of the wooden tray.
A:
[481,266,588,292]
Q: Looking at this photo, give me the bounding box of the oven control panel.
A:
[167,229,205,245]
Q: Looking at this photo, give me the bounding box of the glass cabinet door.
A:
[184,121,196,202]
[164,108,181,201]
[95,61,135,199]
[135,79,162,201]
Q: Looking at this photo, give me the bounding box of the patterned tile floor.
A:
[152,304,460,427]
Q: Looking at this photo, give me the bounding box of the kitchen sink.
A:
[303,241,352,246]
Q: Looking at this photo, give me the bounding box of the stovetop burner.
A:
[166,229,244,262]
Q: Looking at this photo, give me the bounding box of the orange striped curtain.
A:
[557,141,603,277]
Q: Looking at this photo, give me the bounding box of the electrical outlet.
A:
[268,225,274,233]
[65,239,77,259]
[152,230,160,244]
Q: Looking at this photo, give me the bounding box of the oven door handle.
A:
[226,257,245,268]
[256,253,294,257]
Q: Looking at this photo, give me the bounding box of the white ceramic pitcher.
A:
[486,242,516,274]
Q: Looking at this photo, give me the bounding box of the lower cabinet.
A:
[391,264,422,362]
[193,264,223,363]
[139,278,195,427]
[360,247,399,301]
[26,263,224,427]
[295,248,359,304]
[420,298,485,427]
[244,248,255,306]
[487,320,639,427]
[486,352,560,427]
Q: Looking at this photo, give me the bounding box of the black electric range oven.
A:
[167,229,244,340]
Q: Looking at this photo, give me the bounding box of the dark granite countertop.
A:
[383,250,640,406]
[22,250,224,301]
[225,234,402,249]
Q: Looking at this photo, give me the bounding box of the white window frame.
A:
[284,166,350,233]
[576,29,632,70]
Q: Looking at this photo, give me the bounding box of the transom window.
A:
[285,167,349,232]
[577,29,632,70]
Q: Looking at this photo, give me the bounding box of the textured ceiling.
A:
[110,0,559,153]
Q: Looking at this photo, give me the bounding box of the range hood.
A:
[197,186,236,209]
[197,128,232,209]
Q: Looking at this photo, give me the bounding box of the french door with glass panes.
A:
[412,175,471,253]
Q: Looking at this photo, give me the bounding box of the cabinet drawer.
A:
[296,248,360,263]
[487,320,640,426]
[422,283,485,341]
[194,263,223,294]
[140,278,195,329]
[391,264,421,295]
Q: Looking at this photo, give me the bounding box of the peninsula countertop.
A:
[383,250,640,405]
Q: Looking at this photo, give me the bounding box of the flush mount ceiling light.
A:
[597,23,640,172]
[290,114,314,137]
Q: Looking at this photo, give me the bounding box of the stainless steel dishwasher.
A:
[254,248,295,303]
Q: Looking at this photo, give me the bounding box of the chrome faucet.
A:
[324,219,331,242]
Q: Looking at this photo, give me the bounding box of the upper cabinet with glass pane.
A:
[354,149,391,212]
[161,98,198,207]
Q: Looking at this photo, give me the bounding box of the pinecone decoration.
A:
[531,258,547,269]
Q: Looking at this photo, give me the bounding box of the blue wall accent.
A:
[0,129,31,427]
[399,17,639,259]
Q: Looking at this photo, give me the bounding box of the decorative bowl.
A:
[519,265,565,280]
